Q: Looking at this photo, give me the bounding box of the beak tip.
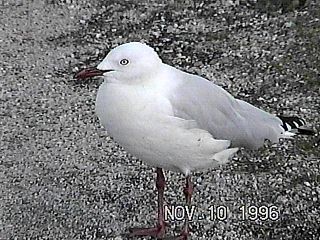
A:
[74,69,86,80]
[74,67,112,80]
[74,67,103,80]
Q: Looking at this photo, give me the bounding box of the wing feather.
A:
[167,69,283,149]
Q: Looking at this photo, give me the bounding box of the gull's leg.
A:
[129,167,166,238]
[182,175,193,238]
[175,175,193,240]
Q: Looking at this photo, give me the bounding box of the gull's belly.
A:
[96,83,180,169]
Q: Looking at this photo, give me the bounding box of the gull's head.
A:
[75,42,162,83]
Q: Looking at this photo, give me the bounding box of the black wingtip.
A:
[277,115,315,135]
[297,128,316,136]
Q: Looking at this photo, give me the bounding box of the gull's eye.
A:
[120,59,129,65]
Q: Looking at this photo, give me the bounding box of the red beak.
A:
[74,67,112,80]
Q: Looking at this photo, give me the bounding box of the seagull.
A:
[75,42,314,239]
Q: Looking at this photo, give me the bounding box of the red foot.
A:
[129,223,166,238]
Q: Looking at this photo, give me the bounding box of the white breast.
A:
[95,82,176,165]
[96,81,173,135]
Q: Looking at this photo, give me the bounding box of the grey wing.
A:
[168,72,284,149]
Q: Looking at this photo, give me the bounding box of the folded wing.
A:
[168,70,286,149]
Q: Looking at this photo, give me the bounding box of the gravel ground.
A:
[1,0,319,239]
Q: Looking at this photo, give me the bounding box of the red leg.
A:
[174,175,193,240]
[129,168,166,238]
[182,175,193,238]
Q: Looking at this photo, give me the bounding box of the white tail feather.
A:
[212,147,239,165]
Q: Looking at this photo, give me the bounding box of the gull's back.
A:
[165,65,284,149]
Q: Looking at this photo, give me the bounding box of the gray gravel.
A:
[1,0,319,239]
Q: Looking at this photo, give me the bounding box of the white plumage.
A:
[91,42,300,175]
[75,42,313,239]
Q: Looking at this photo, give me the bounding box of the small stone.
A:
[304,181,311,187]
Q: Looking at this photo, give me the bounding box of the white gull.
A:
[75,42,313,239]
